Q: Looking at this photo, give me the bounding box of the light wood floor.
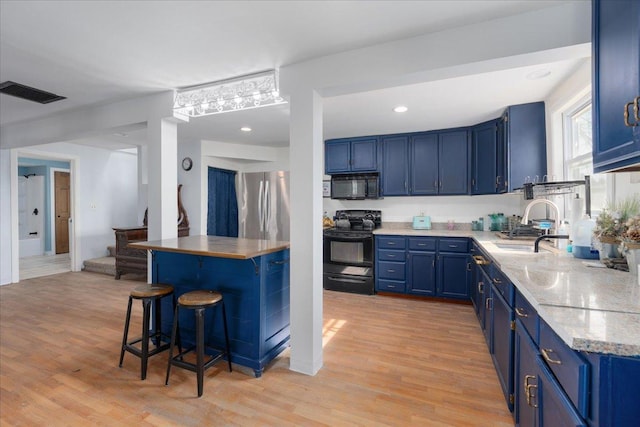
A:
[19,253,71,280]
[0,272,513,426]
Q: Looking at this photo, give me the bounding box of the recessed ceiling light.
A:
[393,105,408,113]
[240,126,252,132]
[526,69,551,80]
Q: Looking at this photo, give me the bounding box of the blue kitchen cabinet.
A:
[536,357,587,427]
[515,319,539,427]
[502,102,547,191]
[325,137,378,174]
[380,135,409,195]
[491,280,515,412]
[471,120,499,195]
[438,130,469,195]
[592,0,640,173]
[437,252,471,299]
[410,133,439,195]
[496,116,508,193]
[407,237,437,295]
[375,235,470,300]
[408,251,436,295]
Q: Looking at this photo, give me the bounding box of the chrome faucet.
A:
[521,199,560,233]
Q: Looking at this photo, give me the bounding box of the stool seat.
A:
[130,283,174,298]
[178,290,222,307]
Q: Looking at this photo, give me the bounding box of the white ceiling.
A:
[0,1,587,150]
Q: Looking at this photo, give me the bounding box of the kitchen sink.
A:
[493,242,555,253]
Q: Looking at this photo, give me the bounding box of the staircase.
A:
[82,246,116,276]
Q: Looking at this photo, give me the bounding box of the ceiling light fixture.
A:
[240,126,252,132]
[393,105,408,113]
[526,69,551,80]
[173,69,287,120]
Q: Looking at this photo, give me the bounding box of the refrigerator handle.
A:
[258,180,264,233]
[265,180,271,237]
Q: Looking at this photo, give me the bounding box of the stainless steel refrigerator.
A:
[237,171,290,241]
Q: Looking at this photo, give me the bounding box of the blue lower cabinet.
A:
[153,249,290,378]
[375,235,470,300]
[407,251,436,295]
[438,252,471,299]
[515,319,538,427]
[491,285,514,412]
[536,357,587,427]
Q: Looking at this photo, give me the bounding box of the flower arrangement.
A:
[593,196,640,243]
[622,215,640,248]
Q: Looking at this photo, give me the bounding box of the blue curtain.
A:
[207,167,238,237]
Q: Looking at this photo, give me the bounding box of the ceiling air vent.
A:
[0,81,66,104]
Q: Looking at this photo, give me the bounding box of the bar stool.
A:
[165,289,232,397]
[119,283,175,380]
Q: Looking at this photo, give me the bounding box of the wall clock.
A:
[181,157,193,171]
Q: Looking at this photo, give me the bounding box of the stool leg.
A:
[221,301,232,372]
[165,304,180,386]
[119,296,133,368]
[153,296,162,348]
[195,307,205,397]
[140,298,151,380]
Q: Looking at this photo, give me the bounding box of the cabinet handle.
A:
[466,262,472,271]
[635,96,640,122]
[439,180,442,188]
[473,255,490,265]
[624,101,638,127]
[540,348,562,365]
[478,281,484,294]
[485,297,492,310]
[387,242,396,245]
[515,307,529,318]
[417,243,426,246]
[524,375,538,408]
[387,269,395,273]
[492,277,502,285]
[471,178,475,187]
[449,244,458,248]
[387,284,396,288]
[434,179,438,189]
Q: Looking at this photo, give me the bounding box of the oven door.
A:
[323,232,373,267]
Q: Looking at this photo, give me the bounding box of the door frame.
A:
[49,167,71,255]
[10,149,79,283]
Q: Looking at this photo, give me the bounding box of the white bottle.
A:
[557,219,569,251]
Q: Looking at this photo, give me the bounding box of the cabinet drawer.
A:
[378,261,405,280]
[539,320,589,418]
[408,237,437,251]
[377,279,406,293]
[378,249,405,261]
[438,238,468,253]
[515,289,539,343]
[489,267,513,306]
[377,236,406,249]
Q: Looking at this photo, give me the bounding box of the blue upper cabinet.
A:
[381,135,409,195]
[439,130,469,195]
[471,120,499,195]
[592,0,640,173]
[381,130,468,196]
[503,102,547,191]
[410,133,438,195]
[325,137,378,174]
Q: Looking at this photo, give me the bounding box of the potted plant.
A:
[622,215,640,275]
[593,196,640,259]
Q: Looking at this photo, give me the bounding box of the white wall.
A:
[16,142,138,273]
[0,149,12,284]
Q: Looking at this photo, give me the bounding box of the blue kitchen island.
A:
[132,235,290,377]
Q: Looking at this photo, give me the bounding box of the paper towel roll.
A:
[570,196,584,234]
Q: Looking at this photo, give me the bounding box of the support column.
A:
[288,88,323,375]
[146,118,178,242]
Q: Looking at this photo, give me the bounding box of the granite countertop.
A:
[130,235,290,259]
[374,226,640,357]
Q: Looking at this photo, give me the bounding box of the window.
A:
[563,99,608,214]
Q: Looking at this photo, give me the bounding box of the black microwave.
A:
[331,174,379,199]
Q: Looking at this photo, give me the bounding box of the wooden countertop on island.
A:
[130,235,290,259]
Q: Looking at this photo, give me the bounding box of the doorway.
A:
[13,152,76,282]
[54,171,70,254]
